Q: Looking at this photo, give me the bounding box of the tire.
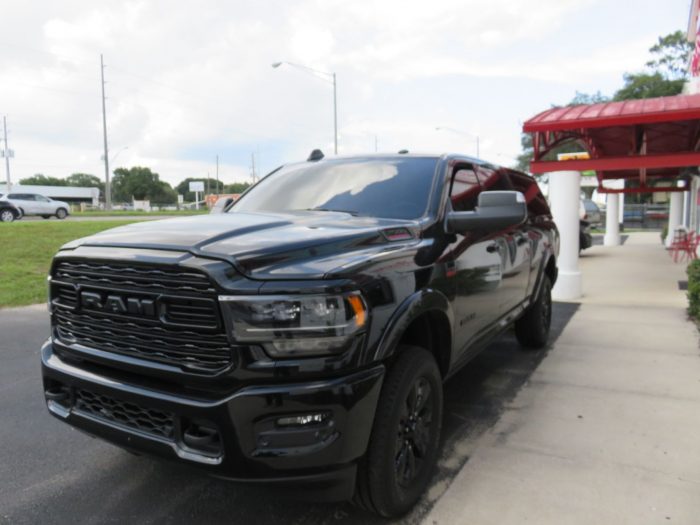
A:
[17,208,24,219]
[354,345,443,518]
[515,275,552,349]
[55,208,68,219]
[42,215,51,219]
[0,209,15,223]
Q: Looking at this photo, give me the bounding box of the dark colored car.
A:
[41,153,558,517]
[0,198,20,222]
[580,219,593,252]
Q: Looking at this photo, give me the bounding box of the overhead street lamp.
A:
[435,126,480,158]
[272,61,338,155]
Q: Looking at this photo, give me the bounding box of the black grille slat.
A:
[55,311,231,371]
[51,259,233,374]
[55,261,215,294]
[74,388,175,439]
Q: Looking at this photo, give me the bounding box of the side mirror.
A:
[210,197,234,214]
[446,191,527,234]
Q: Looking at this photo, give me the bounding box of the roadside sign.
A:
[189,181,204,192]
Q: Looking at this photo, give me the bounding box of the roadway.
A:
[0,303,576,524]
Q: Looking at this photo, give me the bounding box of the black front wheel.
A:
[354,345,443,517]
[515,275,552,349]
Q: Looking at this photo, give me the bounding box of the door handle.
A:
[486,243,500,253]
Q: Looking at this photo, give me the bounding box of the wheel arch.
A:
[373,289,453,378]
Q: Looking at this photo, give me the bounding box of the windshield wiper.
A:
[303,207,361,216]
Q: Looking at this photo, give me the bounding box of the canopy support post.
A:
[549,170,582,300]
[604,193,621,246]
[666,191,684,247]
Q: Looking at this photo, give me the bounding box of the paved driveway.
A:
[0,304,575,524]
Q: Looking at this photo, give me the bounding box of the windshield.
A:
[231,157,439,220]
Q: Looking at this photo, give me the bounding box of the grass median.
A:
[71,209,207,216]
[0,220,139,308]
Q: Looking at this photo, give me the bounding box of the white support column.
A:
[549,170,582,301]
[604,193,621,246]
[666,191,684,247]
[618,191,625,229]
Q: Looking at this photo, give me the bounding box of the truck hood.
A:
[66,212,419,280]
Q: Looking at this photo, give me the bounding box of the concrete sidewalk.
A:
[425,232,700,525]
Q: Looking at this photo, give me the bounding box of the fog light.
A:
[276,413,328,427]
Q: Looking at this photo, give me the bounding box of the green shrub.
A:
[687,259,700,319]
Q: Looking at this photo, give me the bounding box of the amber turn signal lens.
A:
[348,295,367,327]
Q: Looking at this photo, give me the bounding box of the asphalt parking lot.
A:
[0,303,576,524]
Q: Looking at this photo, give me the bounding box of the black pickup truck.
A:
[42,152,558,517]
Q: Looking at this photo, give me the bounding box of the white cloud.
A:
[0,0,687,188]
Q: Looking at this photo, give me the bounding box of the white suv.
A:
[0,192,70,219]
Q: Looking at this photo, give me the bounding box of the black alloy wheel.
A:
[515,274,552,349]
[354,345,443,517]
[395,377,433,487]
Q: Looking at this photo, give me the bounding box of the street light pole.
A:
[100,54,111,211]
[272,61,338,154]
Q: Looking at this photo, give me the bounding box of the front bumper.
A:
[41,341,384,499]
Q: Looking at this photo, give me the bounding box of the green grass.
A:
[72,209,207,216]
[0,220,139,308]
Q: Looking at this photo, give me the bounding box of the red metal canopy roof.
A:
[522,94,700,193]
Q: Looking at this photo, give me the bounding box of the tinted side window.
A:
[449,166,480,212]
[508,170,550,217]
[477,166,512,192]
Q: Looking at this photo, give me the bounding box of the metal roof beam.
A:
[529,151,700,174]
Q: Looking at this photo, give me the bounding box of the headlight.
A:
[219,292,367,358]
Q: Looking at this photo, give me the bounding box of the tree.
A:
[175,177,225,202]
[567,90,609,106]
[19,174,67,186]
[613,30,692,101]
[613,72,685,101]
[646,30,694,81]
[112,166,177,204]
[224,182,251,194]
[66,173,104,193]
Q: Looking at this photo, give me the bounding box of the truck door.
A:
[446,163,504,355]
[476,166,531,313]
[508,170,550,301]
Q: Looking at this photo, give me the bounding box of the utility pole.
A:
[375,135,378,153]
[250,152,256,183]
[3,116,11,192]
[215,155,219,194]
[100,54,111,211]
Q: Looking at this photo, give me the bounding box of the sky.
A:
[0,0,692,188]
